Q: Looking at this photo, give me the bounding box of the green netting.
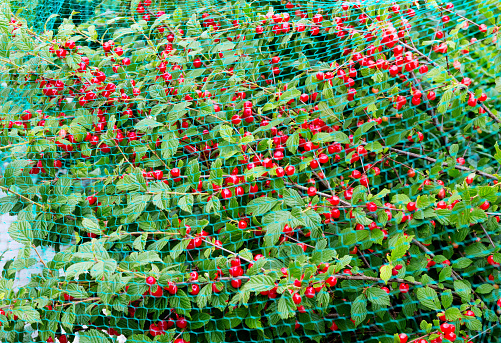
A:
[0,0,501,342]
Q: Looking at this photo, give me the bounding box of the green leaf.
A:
[161,132,180,161]
[242,275,276,293]
[196,284,213,309]
[282,189,305,207]
[453,257,472,269]
[465,317,483,331]
[65,261,95,279]
[246,197,279,216]
[61,304,76,331]
[385,130,408,146]
[441,290,453,309]
[439,266,452,282]
[311,131,349,144]
[220,125,235,143]
[187,159,201,187]
[8,220,33,245]
[438,89,453,114]
[79,329,112,343]
[135,118,162,132]
[416,195,431,209]
[353,121,376,142]
[416,287,441,310]
[170,239,190,259]
[445,307,462,321]
[380,264,392,283]
[351,294,368,327]
[365,141,383,152]
[209,158,223,186]
[0,195,17,215]
[494,142,501,165]
[11,306,41,323]
[81,218,101,235]
[286,133,300,154]
[178,194,194,213]
[454,280,472,301]
[277,292,296,319]
[54,176,72,196]
[476,284,494,294]
[366,287,390,306]
[449,144,459,156]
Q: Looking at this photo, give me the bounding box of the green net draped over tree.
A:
[1,0,501,342]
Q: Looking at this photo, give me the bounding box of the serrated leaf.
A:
[220,125,235,143]
[441,290,453,309]
[351,294,368,327]
[366,287,390,306]
[445,307,462,321]
[8,220,33,245]
[178,194,194,213]
[476,284,494,294]
[416,287,441,310]
[242,275,276,293]
[311,131,349,144]
[246,197,279,216]
[380,264,392,283]
[79,329,112,343]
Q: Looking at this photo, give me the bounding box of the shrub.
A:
[0,0,501,342]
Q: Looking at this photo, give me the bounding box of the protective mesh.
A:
[0,0,501,343]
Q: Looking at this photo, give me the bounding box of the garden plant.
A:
[0,0,501,342]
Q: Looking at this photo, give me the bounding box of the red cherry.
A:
[440,323,455,334]
[329,196,340,205]
[189,283,200,295]
[444,332,456,342]
[146,276,156,285]
[307,187,317,197]
[366,202,378,212]
[330,322,338,331]
[212,283,222,293]
[152,170,163,180]
[87,196,97,205]
[149,285,163,297]
[488,255,500,266]
[480,201,490,210]
[464,310,475,317]
[399,333,408,343]
[285,165,295,176]
[221,188,232,199]
[406,202,417,211]
[165,281,177,295]
[292,293,302,304]
[399,283,409,293]
[176,317,188,329]
[326,276,337,287]
[231,279,242,288]
[305,287,315,298]
[193,58,202,68]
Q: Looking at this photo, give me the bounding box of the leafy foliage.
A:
[0,0,501,342]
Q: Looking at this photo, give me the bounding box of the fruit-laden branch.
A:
[388,146,498,180]
[398,41,501,124]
